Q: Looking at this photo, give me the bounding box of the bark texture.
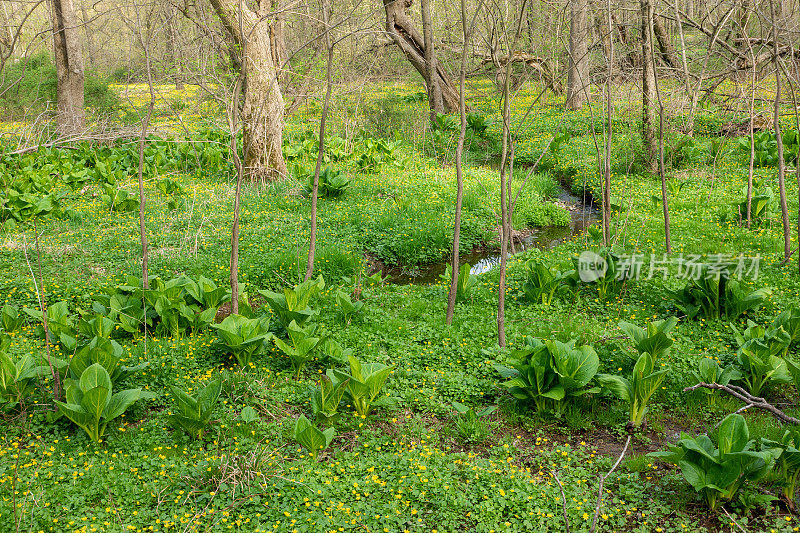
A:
[566,0,590,109]
[209,0,287,181]
[384,0,459,112]
[50,0,85,136]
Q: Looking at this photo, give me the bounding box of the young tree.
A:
[640,0,658,173]
[134,6,156,290]
[383,0,459,112]
[601,0,613,245]
[769,0,791,261]
[446,0,477,325]
[566,0,590,110]
[496,0,528,347]
[50,0,86,135]
[209,0,287,181]
[305,0,334,281]
[228,65,246,314]
[648,2,671,253]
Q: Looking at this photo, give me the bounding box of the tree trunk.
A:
[446,0,473,325]
[209,0,287,181]
[134,7,155,291]
[50,0,85,136]
[640,0,658,173]
[270,0,289,85]
[384,0,459,112]
[305,0,333,281]
[496,0,528,347]
[603,0,613,245]
[650,7,672,253]
[594,11,612,67]
[652,13,680,69]
[164,5,184,90]
[746,34,756,228]
[566,0,590,109]
[421,0,444,118]
[611,12,629,44]
[498,97,510,348]
[229,73,244,315]
[0,3,15,60]
[78,0,94,68]
[770,0,791,261]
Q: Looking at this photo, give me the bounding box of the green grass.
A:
[0,78,799,532]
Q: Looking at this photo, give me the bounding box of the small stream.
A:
[385,185,600,284]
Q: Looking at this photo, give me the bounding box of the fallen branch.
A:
[4,128,168,156]
[684,383,800,425]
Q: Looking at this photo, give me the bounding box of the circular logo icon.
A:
[578,251,607,282]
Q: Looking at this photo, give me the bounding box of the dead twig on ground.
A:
[685,383,800,425]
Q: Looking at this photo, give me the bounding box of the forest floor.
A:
[0,78,799,532]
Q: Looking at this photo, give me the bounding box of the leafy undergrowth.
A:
[1,80,800,532]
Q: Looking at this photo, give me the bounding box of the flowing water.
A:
[385,185,600,284]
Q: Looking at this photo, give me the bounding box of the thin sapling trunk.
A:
[446,0,473,325]
[135,9,155,290]
[229,2,246,314]
[305,0,334,281]
[649,2,672,253]
[770,0,791,261]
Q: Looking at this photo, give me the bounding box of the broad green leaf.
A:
[81,386,110,423]
[717,414,749,456]
[80,363,112,392]
[596,374,633,403]
[103,389,143,421]
[679,460,708,491]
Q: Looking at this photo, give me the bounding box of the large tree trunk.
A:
[384,0,459,113]
[640,0,658,173]
[566,0,590,109]
[50,0,85,136]
[209,0,287,181]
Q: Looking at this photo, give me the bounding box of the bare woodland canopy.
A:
[0,0,799,178]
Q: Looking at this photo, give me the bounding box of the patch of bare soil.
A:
[215,293,268,322]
